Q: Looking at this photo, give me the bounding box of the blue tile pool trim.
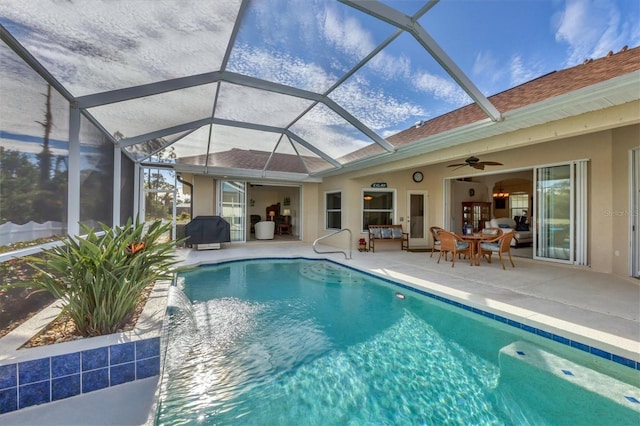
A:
[0,337,160,414]
[196,257,640,372]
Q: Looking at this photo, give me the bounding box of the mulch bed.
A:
[20,283,154,348]
[1,236,163,348]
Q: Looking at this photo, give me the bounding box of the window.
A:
[326,191,341,229]
[510,193,529,218]
[362,190,394,232]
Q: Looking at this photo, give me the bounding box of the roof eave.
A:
[318,70,640,177]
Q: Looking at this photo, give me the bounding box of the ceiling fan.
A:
[447,156,503,171]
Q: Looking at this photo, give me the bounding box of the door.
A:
[534,161,587,264]
[407,191,428,248]
[632,148,640,277]
[218,180,246,242]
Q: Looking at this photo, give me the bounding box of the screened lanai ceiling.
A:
[1,0,638,181]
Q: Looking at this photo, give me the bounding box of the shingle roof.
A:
[387,45,640,147]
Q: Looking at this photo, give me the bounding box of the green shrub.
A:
[27,218,179,336]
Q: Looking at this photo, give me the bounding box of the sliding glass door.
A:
[219,180,246,242]
[535,165,571,261]
[534,161,587,264]
[632,149,640,278]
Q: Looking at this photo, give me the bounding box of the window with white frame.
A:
[362,190,394,232]
[510,193,529,218]
[326,191,341,229]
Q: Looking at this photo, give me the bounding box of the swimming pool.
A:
[155,258,640,425]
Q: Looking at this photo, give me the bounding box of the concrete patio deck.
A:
[2,241,638,425]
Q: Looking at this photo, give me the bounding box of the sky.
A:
[1,0,639,167]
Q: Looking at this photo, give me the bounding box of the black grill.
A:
[185,216,231,245]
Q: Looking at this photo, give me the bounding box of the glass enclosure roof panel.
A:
[290,140,337,174]
[124,129,195,162]
[258,133,335,174]
[0,0,242,96]
[330,31,472,139]
[176,125,284,171]
[5,0,635,180]
[87,83,218,140]
[168,126,213,167]
[265,137,308,174]
[289,103,378,163]
[215,82,314,128]
[227,0,397,93]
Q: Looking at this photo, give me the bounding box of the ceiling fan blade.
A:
[479,161,503,166]
[447,163,467,168]
[448,164,468,171]
[472,163,485,170]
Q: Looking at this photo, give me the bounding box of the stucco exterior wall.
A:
[181,105,638,277]
[192,175,215,217]
[611,124,640,276]
[316,121,639,276]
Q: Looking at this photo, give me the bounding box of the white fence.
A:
[0,221,65,246]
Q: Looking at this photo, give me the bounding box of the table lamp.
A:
[283,208,291,224]
[268,211,275,221]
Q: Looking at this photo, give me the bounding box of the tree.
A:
[0,148,39,223]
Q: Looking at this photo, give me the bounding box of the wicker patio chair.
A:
[479,231,516,270]
[437,230,472,267]
[430,226,444,258]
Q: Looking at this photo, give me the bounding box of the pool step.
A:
[299,262,364,284]
[499,341,640,413]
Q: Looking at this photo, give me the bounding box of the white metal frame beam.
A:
[76,70,394,154]
[120,115,342,168]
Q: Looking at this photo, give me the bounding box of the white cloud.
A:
[472,50,504,88]
[322,5,376,61]
[369,51,412,81]
[330,77,427,130]
[509,54,543,88]
[228,45,336,93]
[412,72,471,106]
[555,0,640,66]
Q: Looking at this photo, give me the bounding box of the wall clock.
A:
[412,171,424,183]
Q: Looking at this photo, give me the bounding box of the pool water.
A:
[155,259,639,425]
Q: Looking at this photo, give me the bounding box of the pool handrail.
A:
[313,228,352,259]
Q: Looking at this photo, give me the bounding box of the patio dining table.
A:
[458,233,496,266]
